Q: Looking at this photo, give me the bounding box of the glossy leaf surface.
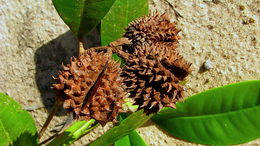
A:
[100,0,148,66]
[0,93,37,146]
[52,0,116,38]
[100,0,149,45]
[90,110,152,146]
[115,131,147,146]
[114,114,147,146]
[152,80,260,145]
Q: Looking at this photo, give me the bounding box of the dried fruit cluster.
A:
[52,13,191,125]
[53,50,125,125]
[118,13,191,114]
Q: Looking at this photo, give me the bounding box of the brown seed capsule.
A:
[121,45,190,114]
[53,50,126,125]
[111,13,191,114]
[124,13,181,49]
[150,42,192,80]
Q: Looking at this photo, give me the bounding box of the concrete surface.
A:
[0,0,259,145]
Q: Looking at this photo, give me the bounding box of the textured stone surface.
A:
[0,0,259,145]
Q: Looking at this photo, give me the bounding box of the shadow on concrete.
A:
[34,30,100,114]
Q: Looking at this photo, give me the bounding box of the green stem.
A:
[74,119,97,137]
[47,119,98,146]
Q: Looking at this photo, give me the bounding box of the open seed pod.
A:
[123,12,181,53]
[121,44,191,114]
[150,42,191,80]
[52,50,126,125]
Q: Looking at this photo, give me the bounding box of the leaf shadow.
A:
[34,30,100,115]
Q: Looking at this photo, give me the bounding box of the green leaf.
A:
[13,133,38,146]
[152,80,260,145]
[115,131,147,146]
[90,110,152,146]
[100,0,148,66]
[115,135,131,146]
[100,0,148,45]
[48,119,97,146]
[52,0,116,38]
[114,114,147,146]
[0,93,37,146]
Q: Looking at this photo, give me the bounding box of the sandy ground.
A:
[0,0,259,145]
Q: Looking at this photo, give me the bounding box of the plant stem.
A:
[79,41,85,55]
[39,114,73,145]
[109,37,131,47]
[74,119,97,137]
[39,98,63,139]
[39,133,58,145]
[47,119,98,145]
[87,44,129,60]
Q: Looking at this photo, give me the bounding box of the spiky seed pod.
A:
[121,45,188,114]
[149,42,192,80]
[124,13,181,49]
[116,42,191,81]
[112,12,191,114]
[52,50,125,125]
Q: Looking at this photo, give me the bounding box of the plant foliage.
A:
[114,114,147,146]
[0,93,37,146]
[48,119,97,146]
[115,130,147,146]
[100,0,148,64]
[52,0,116,38]
[152,80,260,145]
[90,110,152,146]
[100,0,149,45]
